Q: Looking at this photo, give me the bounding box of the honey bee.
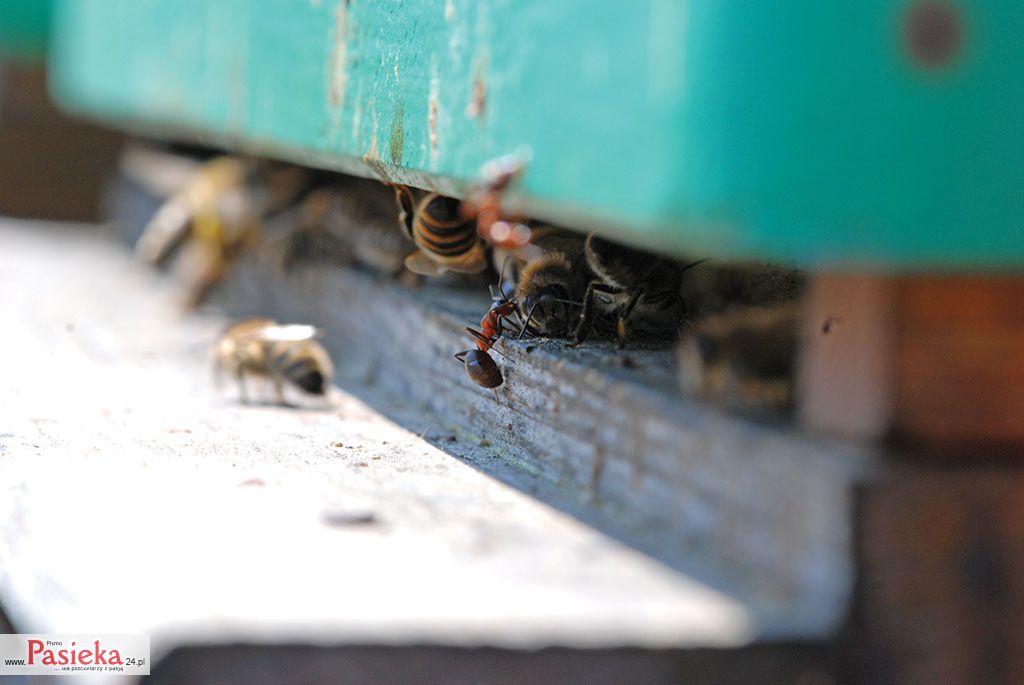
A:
[136,156,255,270]
[677,303,799,417]
[574,234,702,347]
[136,158,319,307]
[213,318,334,405]
[394,187,487,276]
[514,250,587,338]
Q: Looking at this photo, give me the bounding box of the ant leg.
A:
[492,388,500,404]
[517,301,544,339]
[466,327,509,359]
[465,327,492,348]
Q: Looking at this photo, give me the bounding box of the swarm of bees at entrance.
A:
[130,147,801,415]
[384,156,707,391]
[388,156,799,415]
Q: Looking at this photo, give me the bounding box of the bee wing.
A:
[135,195,193,265]
[443,246,489,275]
[404,250,447,277]
[247,324,323,342]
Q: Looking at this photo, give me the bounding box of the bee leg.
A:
[273,376,286,406]
[516,298,580,339]
[213,359,224,391]
[616,288,646,349]
[454,351,469,363]
[237,368,249,404]
[573,282,619,346]
[517,301,544,339]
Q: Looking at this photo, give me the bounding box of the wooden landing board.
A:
[101,173,872,641]
[0,220,758,664]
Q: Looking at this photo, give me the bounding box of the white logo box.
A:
[0,634,150,676]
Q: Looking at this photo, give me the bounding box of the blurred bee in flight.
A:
[213,318,334,405]
[135,156,314,307]
[676,303,800,418]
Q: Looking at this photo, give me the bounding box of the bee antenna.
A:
[681,258,709,272]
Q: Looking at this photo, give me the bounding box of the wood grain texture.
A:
[0,220,758,662]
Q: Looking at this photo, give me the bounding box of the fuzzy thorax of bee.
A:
[515,251,585,338]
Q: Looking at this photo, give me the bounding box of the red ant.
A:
[460,155,534,251]
[454,258,523,390]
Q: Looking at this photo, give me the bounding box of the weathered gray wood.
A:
[168,180,877,641]
[0,221,768,671]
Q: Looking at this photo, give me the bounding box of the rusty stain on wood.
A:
[389,100,405,166]
[466,57,487,120]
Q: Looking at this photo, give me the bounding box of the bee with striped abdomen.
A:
[213,318,334,405]
[394,187,487,277]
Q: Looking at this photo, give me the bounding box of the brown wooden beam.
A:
[798,274,1024,453]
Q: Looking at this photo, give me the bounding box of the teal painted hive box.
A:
[0,0,51,61]
[48,0,1024,268]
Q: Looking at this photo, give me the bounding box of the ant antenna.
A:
[490,255,515,302]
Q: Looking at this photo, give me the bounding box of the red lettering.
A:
[80,648,92,665]
[107,649,123,665]
[27,639,43,664]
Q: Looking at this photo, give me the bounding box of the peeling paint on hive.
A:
[466,58,487,120]
[428,70,440,160]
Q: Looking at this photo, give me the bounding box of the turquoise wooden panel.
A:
[49,0,1024,268]
[0,0,51,60]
